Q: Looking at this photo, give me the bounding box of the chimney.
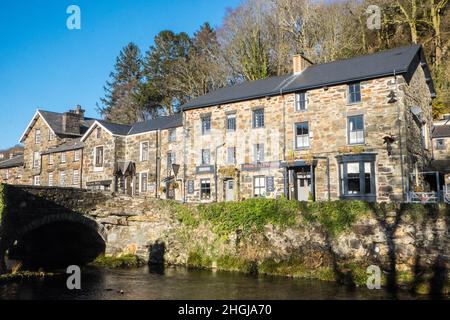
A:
[74,105,85,118]
[293,53,313,74]
[62,108,82,135]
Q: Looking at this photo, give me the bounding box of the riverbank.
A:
[100,198,449,296]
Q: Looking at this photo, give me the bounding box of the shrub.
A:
[91,254,145,269]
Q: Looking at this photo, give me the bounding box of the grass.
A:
[90,254,146,269]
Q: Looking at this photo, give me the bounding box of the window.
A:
[49,154,54,165]
[168,129,176,142]
[35,129,41,144]
[253,176,266,197]
[201,116,211,135]
[348,115,364,144]
[167,151,176,167]
[295,122,310,149]
[337,154,375,201]
[0,154,3,160]
[254,144,264,162]
[33,152,40,168]
[48,173,53,187]
[61,152,66,163]
[140,141,149,161]
[73,170,79,186]
[5,170,9,180]
[74,150,80,162]
[140,172,148,193]
[436,138,445,150]
[253,109,265,128]
[201,149,210,165]
[348,83,361,104]
[227,114,236,131]
[48,130,55,141]
[200,179,211,199]
[33,175,40,186]
[295,92,307,111]
[94,146,104,167]
[96,127,102,139]
[227,147,236,164]
[60,171,66,187]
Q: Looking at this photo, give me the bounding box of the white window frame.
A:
[227,147,236,165]
[140,172,148,193]
[48,173,53,187]
[94,145,104,171]
[33,175,40,186]
[253,176,266,197]
[61,152,66,163]
[73,170,79,186]
[168,129,176,142]
[201,149,211,165]
[49,153,54,165]
[295,92,308,111]
[295,122,310,149]
[227,114,237,132]
[74,150,80,162]
[35,129,41,144]
[254,144,265,162]
[60,171,66,187]
[33,151,40,168]
[48,130,55,141]
[96,127,102,139]
[5,170,9,180]
[348,115,365,145]
[140,141,149,162]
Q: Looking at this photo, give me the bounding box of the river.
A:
[0,266,436,300]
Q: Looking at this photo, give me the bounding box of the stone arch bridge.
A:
[0,185,160,273]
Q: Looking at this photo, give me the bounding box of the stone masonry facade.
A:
[1,45,446,203]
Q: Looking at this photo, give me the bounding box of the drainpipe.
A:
[394,70,407,201]
[281,88,288,198]
[155,130,160,199]
[182,110,187,203]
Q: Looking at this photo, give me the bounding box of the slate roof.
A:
[39,110,97,136]
[42,138,84,155]
[432,125,450,138]
[98,121,133,136]
[181,44,435,111]
[0,155,24,169]
[128,113,183,135]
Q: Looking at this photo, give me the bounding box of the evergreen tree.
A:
[97,43,145,124]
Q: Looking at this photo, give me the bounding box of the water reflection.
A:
[0,266,434,300]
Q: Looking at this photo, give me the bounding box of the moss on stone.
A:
[215,255,256,273]
[0,271,56,283]
[90,254,145,269]
[187,249,212,269]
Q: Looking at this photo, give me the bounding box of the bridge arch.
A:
[6,213,106,269]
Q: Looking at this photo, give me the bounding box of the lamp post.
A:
[214,143,225,202]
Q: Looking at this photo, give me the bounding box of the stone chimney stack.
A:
[62,106,83,135]
[293,53,313,74]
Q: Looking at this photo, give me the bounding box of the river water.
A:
[0,266,436,300]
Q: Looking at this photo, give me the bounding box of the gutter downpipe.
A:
[182,108,187,203]
[395,70,407,202]
[280,86,289,199]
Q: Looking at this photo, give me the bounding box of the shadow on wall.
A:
[0,186,106,271]
[148,240,166,275]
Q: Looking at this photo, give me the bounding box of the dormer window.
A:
[348,83,361,104]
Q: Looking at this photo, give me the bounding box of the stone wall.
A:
[41,149,83,188]
[0,166,24,185]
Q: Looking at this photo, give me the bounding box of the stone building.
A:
[17,106,96,187]
[0,155,24,185]
[0,145,24,161]
[80,114,183,200]
[180,44,436,203]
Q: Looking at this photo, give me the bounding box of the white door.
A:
[297,173,311,201]
[226,180,235,202]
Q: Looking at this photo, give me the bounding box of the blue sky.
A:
[0,0,241,149]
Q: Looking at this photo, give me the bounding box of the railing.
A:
[409,192,438,204]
